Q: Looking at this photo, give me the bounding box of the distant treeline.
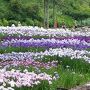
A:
[0,0,90,27]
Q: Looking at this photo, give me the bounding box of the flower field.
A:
[0,26,90,90]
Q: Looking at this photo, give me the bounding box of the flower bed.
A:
[0,26,90,90]
[1,38,90,49]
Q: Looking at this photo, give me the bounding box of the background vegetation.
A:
[0,0,90,27]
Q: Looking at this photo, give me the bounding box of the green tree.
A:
[44,0,49,28]
[2,18,8,26]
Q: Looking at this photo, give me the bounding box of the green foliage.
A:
[2,18,8,26]
[25,4,40,19]
[8,20,18,26]
[40,55,90,74]
[0,0,90,27]
[61,0,90,20]
[80,18,90,26]
[0,47,46,54]
[57,56,90,73]
[0,19,9,26]
[15,80,50,90]
[57,15,75,27]
[34,19,39,26]
[25,18,34,26]
[0,20,3,26]
[9,0,22,13]
[49,15,75,28]
[49,19,54,27]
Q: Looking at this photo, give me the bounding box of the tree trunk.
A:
[44,0,49,28]
[53,0,57,28]
[53,0,55,27]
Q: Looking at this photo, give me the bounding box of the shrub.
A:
[8,20,18,26]
[49,19,53,27]
[34,19,39,26]
[25,18,34,26]
[0,19,3,26]
[57,15,75,28]
[2,18,8,26]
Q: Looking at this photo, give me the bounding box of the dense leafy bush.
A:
[25,18,34,26]
[8,20,18,26]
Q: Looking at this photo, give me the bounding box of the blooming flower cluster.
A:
[0,60,57,69]
[1,38,90,49]
[0,69,54,90]
[0,48,89,61]
[0,26,90,89]
[2,35,90,42]
[0,26,90,37]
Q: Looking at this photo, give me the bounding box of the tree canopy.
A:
[0,0,89,27]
